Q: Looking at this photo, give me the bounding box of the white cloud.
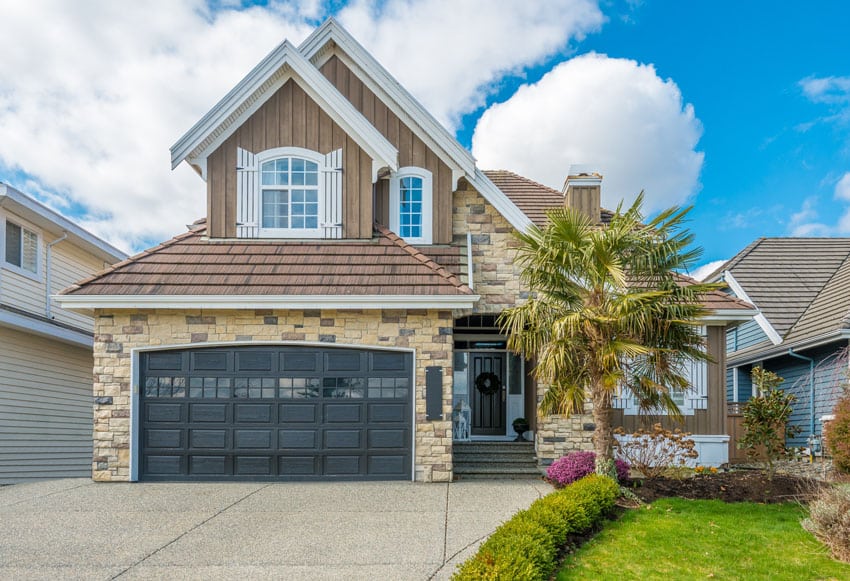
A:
[800,76,850,105]
[338,0,605,130]
[471,53,704,213]
[0,0,605,252]
[788,174,850,236]
[690,260,728,282]
[0,1,318,251]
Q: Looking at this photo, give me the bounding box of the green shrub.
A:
[452,474,619,581]
[825,395,850,474]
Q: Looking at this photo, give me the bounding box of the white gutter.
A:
[45,232,68,319]
[728,329,850,366]
[55,293,480,311]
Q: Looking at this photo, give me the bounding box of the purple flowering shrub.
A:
[546,451,630,486]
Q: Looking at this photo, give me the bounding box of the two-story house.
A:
[0,183,126,482]
[56,19,754,483]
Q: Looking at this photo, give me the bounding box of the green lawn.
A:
[557,498,850,581]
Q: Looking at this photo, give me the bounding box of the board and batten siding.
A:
[0,326,93,482]
[206,79,375,240]
[612,326,727,435]
[319,55,454,245]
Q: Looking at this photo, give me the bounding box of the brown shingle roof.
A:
[673,273,755,312]
[63,224,473,297]
[717,238,850,339]
[483,169,613,227]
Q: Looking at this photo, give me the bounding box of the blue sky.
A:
[1,1,848,277]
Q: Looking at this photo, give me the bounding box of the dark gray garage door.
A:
[139,346,412,481]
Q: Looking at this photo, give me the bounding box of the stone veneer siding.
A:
[91,308,454,482]
[453,183,594,467]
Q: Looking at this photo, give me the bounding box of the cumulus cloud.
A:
[338,0,605,130]
[0,0,605,252]
[0,1,318,251]
[471,53,704,213]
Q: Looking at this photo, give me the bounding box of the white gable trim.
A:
[723,270,782,345]
[55,293,480,311]
[299,19,476,178]
[170,40,397,178]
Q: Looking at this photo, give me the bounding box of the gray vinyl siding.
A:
[0,327,93,482]
[756,344,844,447]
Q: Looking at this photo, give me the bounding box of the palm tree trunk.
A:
[592,387,614,461]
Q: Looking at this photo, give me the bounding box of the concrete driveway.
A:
[0,478,551,580]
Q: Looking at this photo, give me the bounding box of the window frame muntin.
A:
[389,166,433,245]
[256,147,325,239]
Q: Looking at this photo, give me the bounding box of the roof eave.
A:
[727,329,850,366]
[55,293,480,311]
[700,308,758,325]
[0,184,127,262]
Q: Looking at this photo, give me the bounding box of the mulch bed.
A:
[627,469,826,504]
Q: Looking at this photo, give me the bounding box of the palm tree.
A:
[499,194,720,463]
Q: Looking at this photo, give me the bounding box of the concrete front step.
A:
[453,441,541,480]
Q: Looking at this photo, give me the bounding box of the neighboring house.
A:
[709,238,850,449]
[56,19,753,483]
[0,183,126,483]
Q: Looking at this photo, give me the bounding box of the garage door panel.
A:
[368,429,407,449]
[190,429,227,449]
[146,403,182,422]
[145,455,182,475]
[279,430,318,449]
[324,429,362,449]
[280,404,317,423]
[236,456,273,475]
[368,455,407,475]
[141,346,412,481]
[234,403,273,423]
[280,456,319,476]
[324,455,361,475]
[190,456,227,475]
[235,429,273,449]
[146,429,182,448]
[324,403,361,423]
[189,404,228,423]
[368,403,407,423]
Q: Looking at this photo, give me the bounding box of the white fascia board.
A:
[298,19,476,177]
[723,270,782,345]
[0,184,127,262]
[700,309,759,324]
[0,308,93,348]
[467,169,534,233]
[171,41,397,175]
[55,294,480,311]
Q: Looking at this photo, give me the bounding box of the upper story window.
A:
[4,219,39,276]
[259,152,323,237]
[390,167,433,245]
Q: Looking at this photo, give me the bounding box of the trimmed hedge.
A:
[452,474,619,580]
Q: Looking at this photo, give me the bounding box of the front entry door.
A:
[470,352,506,436]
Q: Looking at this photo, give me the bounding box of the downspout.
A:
[466,231,474,291]
[45,232,68,319]
[787,348,815,437]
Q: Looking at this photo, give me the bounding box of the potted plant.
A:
[512,417,530,441]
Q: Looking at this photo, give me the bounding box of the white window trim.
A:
[256,147,325,239]
[0,211,42,281]
[389,166,433,245]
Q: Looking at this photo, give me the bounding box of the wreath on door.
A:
[474,371,502,396]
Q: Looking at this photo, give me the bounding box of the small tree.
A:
[738,368,801,479]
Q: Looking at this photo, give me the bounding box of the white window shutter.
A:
[322,148,343,239]
[236,147,259,238]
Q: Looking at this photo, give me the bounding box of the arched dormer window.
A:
[236,146,343,240]
[258,148,324,238]
[389,167,433,245]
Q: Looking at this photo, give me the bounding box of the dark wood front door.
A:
[470,352,506,436]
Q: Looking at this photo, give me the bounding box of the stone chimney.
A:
[563,165,602,223]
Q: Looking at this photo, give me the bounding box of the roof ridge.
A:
[374,224,473,294]
[60,227,204,295]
